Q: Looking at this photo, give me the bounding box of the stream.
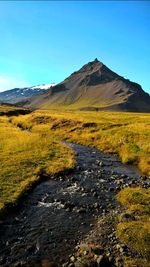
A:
[0,143,149,267]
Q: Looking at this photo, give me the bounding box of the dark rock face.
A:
[22,59,150,112]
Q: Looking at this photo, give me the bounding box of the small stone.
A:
[99,161,104,167]
[74,260,86,267]
[115,257,124,267]
[70,256,75,262]
[119,212,135,222]
[109,187,115,192]
[77,208,86,213]
[93,191,98,197]
[97,255,111,267]
[92,246,104,255]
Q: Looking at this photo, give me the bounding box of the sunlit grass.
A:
[11,109,150,175]
[3,108,150,262]
[11,109,150,262]
[0,116,74,214]
[117,187,150,261]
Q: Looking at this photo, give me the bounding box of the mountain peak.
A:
[1,60,150,112]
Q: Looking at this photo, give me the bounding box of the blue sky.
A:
[0,1,150,93]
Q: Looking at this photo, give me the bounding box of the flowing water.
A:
[0,143,144,266]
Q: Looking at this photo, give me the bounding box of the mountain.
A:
[14,60,150,112]
[0,84,56,104]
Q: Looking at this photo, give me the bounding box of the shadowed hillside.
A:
[21,59,150,112]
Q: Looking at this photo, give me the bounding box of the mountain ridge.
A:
[21,59,150,112]
[0,83,56,104]
[1,59,150,112]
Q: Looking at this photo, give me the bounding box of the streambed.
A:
[0,143,148,267]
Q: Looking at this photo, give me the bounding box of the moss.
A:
[117,221,150,260]
[117,187,150,208]
[124,257,150,267]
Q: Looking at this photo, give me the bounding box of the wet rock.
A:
[77,208,87,213]
[119,212,135,222]
[74,261,87,267]
[0,256,6,265]
[99,161,104,167]
[26,244,35,253]
[13,261,27,267]
[115,257,124,267]
[92,247,104,255]
[108,187,115,192]
[41,260,58,267]
[93,191,98,197]
[64,202,75,211]
[97,255,111,267]
[70,256,76,262]
[0,142,141,265]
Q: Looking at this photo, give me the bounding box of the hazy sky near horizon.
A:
[0,1,150,93]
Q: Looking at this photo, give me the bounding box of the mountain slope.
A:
[0,84,56,104]
[20,59,150,112]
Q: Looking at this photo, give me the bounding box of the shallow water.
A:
[0,143,142,266]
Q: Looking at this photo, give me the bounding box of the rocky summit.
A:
[21,59,150,112]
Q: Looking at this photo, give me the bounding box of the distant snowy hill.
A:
[0,83,56,104]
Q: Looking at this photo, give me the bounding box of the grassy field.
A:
[11,109,150,176]
[0,104,29,116]
[0,115,74,215]
[1,108,150,264]
[10,109,150,264]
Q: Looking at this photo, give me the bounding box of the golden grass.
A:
[11,109,150,175]
[2,108,150,262]
[0,116,74,214]
[117,187,150,209]
[117,187,150,261]
[117,221,150,259]
[0,104,29,116]
[124,257,150,267]
[10,109,150,262]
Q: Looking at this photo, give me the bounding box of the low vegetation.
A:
[0,104,30,116]
[117,187,150,261]
[1,107,150,263]
[11,109,150,175]
[123,258,150,267]
[10,109,150,264]
[0,115,74,216]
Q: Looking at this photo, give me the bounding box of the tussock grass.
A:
[1,108,150,263]
[117,187,150,210]
[0,116,74,214]
[0,104,30,116]
[11,109,150,263]
[117,187,150,261]
[117,221,150,259]
[124,257,150,267]
[11,109,150,175]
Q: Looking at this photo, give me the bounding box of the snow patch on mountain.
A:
[30,83,56,90]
